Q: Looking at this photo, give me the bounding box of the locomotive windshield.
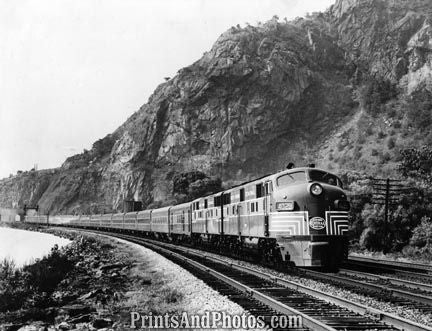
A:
[308,170,343,188]
[276,171,306,187]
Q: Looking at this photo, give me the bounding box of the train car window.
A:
[223,193,231,205]
[256,184,263,198]
[277,171,306,187]
[240,188,245,201]
[308,170,342,188]
[214,196,221,207]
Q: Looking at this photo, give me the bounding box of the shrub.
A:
[377,131,386,139]
[0,259,27,311]
[92,134,116,159]
[353,148,362,160]
[361,76,397,114]
[24,245,73,293]
[371,149,379,156]
[399,145,432,184]
[173,171,206,195]
[359,204,388,251]
[337,141,345,152]
[402,217,432,260]
[380,152,391,163]
[172,171,222,201]
[410,216,432,248]
[387,137,396,149]
[0,245,74,312]
[188,178,222,200]
[405,88,432,130]
[365,126,374,136]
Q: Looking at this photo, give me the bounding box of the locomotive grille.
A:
[269,211,309,235]
[325,211,349,235]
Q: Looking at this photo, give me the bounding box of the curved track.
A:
[300,268,432,313]
[339,268,432,293]
[67,228,432,331]
[343,257,432,284]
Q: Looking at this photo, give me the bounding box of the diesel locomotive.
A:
[26,166,350,268]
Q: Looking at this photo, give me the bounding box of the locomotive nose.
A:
[334,199,350,211]
[307,182,349,210]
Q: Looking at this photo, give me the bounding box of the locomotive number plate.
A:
[309,217,326,230]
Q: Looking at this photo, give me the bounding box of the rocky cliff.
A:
[2,0,432,214]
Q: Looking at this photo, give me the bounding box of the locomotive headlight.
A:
[310,183,323,196]
[276,201,295,211]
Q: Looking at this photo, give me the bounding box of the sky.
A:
[0,0,334,179]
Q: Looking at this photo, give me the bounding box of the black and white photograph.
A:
[1,0,432,330]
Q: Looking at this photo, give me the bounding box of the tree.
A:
[92,134,116,159]
[410,216,432,249]
[405,88,432,130]
[399,146,432,185]
[361,76,397,114]
[172,171,222,201]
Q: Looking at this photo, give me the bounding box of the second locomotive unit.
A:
[26,166,350,269]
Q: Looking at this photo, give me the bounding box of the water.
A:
[0,227,70,267]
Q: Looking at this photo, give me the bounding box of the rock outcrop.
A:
[1,0,432,213]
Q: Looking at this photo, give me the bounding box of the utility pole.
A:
[371,177,410,252]
[384,178,390,241]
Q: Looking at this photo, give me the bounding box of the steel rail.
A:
[339,268,432,293]
[344,259,432,283]
[301,268,432,307]
[348,255,432,273]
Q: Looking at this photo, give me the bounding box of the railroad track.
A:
[348,256,432,273]
[299,268,432,312]
[339,268,432,293]
[71,228,432,331]
[344,256,432,284]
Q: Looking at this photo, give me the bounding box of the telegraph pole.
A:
[371,178,405,252]
[384,178,389,240]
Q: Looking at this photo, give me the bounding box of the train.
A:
[26,166,350,269]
